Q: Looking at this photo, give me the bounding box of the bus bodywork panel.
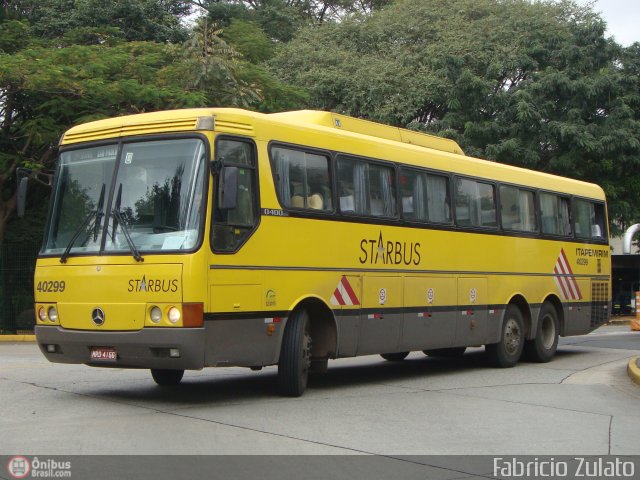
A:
[35,325,206,370]
[34,260,207,369]
[35,263,182,331]
[208,214,610,359]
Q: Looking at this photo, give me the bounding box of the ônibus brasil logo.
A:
[7,456,30,479]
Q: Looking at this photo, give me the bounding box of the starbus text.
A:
[359,233,421,266]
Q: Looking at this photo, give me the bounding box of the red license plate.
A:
[90,347,117,362]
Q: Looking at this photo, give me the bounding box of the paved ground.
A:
[1,325,639,456]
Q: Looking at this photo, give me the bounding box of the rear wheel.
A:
[278,309,312,397]
[151,368,184,386]
[524,303,559,363]
[423,347,467,357]
[380,352,409,361]
[486,304,525,368]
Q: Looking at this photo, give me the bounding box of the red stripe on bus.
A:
[333,288,346,305]
[340,277,360,305]
[554,265,571,299]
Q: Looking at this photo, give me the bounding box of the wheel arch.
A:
[284,295,338,360]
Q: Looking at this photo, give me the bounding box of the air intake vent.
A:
[215,119,254,135]
[590,281,609,327]
[63,118,200,144]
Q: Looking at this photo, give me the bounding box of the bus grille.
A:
[590,281,609,327]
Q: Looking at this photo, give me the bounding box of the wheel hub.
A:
[504,318,521,355]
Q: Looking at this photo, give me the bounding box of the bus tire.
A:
[151,368,184,386]
[380,352,409,361]
[486,304,524,368]
[523,302,559,363]
[423,347,467,357]
[278,309,312,397]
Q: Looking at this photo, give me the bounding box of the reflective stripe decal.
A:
[330,276,360,306]
[553,249,582,300]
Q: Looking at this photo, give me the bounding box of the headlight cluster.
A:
[147,304,182,326]
[37,304,59,324]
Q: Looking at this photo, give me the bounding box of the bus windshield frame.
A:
[42,135,208,259]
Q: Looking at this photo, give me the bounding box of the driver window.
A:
[212,138,258,252]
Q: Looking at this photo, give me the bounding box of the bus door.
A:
[455,277,488,347]
[357,275,402,356]
[401,276,457,351]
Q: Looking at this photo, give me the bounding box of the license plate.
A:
[90,347,117,362]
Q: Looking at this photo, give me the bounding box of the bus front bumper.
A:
[35,325,205,370]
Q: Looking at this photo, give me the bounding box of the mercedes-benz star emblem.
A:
[91,308,106,326]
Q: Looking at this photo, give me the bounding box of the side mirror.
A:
[218,166,238,210]
[16,176,28,218]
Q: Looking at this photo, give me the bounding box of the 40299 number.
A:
[36,280,66,293]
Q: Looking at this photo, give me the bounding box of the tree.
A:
[0,17,257,243]
[270,0,640,231]
[5,0,192,43]
[190,0,393,37]
[179,18,263,106]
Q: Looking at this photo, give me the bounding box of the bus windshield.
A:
[43,138,207,257]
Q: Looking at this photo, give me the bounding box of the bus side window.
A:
[592,203,607,239]
[500,185,536,232]
[540,193,571,236]
[426,173,451,223]
[337,157,362,214]
[212,138,258,252]
[272,146,332,211]
[337,157,395,217]
[574,199,607,240]
[400,168,450,224]
[368,163,396,217]
[455,178,496,228]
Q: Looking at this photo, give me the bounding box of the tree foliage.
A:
[0,1,266,243]
[192,0,392,40]
[4,0,192,43]
[270,0,640,232]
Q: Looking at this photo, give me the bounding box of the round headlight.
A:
[150,306,162,323]
[167,307,181,324]
[48,306,58,322]
[38,307,47,322]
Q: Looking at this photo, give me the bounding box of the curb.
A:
[0,335,36,342]
[607,320,630,326]
[627,357,640,386]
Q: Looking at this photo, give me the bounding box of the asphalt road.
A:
[1,325,639,458]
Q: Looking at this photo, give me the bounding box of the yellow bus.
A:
[31,108,611,396]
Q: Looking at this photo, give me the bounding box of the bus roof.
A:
[61,108,605,200]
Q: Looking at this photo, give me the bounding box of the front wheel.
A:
[380,352,409,361]
[486,305,525,368]
[524,303,559,363]
[278,309,312,397]
[151,368,184,386]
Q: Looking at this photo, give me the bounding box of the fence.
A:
[0,241,39,333]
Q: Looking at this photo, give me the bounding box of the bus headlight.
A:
[167,307,181,324]
[38,307,47,322]
[48,306,58,322]
[150,306,162,323]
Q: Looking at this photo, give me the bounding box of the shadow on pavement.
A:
[84,347,588,406]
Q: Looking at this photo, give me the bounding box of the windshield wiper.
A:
[111,183,144,262]
[60,184,105,264]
